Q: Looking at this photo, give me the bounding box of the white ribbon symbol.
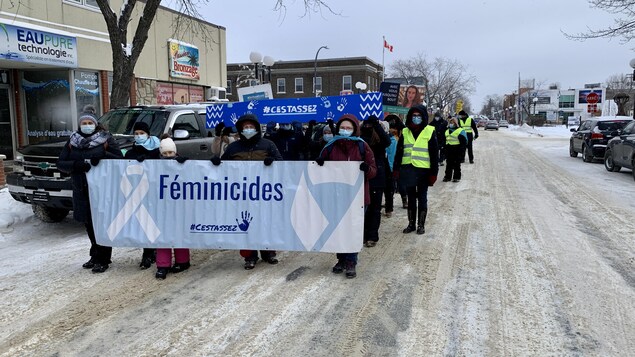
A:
[107,164,160,242]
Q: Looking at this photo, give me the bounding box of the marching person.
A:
[429,112,448,166]
[443,117,468,183]
[385,114,408,209]
[124,121,161,270]
[457,110,479,164]
[393,104,439,235]
[384,120,399,218]
[271,121,307,160]
[359,116,391,247]
[316,114,377,278]
[57,108,123,273]
[220,114,283,270]
[155,137,191,279]
[211,123,235,158]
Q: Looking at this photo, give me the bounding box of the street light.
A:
[532,96,538,128]
[249,52,276,85]
[249,51,262,85]
[629,58,635,118]
[262,55,275,84]
[313,45,328,95]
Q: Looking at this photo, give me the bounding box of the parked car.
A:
[498,120,509,128]
[604,120,635,180]
[484,120,499,130]
[7,104,215,222]
[569,116,633,163]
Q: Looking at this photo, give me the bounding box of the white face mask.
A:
[80,124,96,134]
[339,129,353,137]
[242,128,257,139]
[323,133,333,141]
[134,134,148,144]
[412,116,423,125]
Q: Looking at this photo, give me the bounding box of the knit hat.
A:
[133,121,151,134]
[160,138,177,154]
[78,112,98,126]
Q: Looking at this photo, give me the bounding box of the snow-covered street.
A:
[1,125,634,356]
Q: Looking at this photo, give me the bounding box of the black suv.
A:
[604,120,635,180]
[569,117,632,162]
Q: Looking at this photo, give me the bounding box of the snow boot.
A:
[156,267,169,280]
[332,260,344,274]
[416,209,427,235]
[171,262,190,273]
[403,209,416,233]
[91,263,109,273]
[401,196,408,209]
[345,261,357,279]
[82,258,96,269]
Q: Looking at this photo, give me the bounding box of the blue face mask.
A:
[449,124,456,129]
[323,133,333,141]
[134,134,148,145]
[80,124,95,134]
[339,129,353,137]
[412,116,423,125]
[242,128,257,139]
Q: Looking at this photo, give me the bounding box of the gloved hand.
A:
[428,175,437,186]
[264,157,274,166]
[90,158,101,166]
[392,170,400,180]
[359,162,370,173]
[315,157,325,166]
[74,161,91,173]
[175,156,188,164]
[211,157,221,166]
[136,155,146,162]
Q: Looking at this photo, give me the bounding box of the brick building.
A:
[226,57,383,101]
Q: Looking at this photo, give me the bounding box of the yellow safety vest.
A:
[402,126,435,168]
[459,116,473,134]
[445,128,465,146]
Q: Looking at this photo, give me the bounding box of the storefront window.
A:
[74,70,101,117]
[23,70,72,144]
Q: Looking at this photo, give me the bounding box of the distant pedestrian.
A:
[221,114,283,270]
[211,123,235,158]
[124,121,161,270]
[458,110,479,164]
[57,110,123,273]
[316,114,377,278]
[442,117,468,183]
[429,112,448,166]
[393,105,439,235]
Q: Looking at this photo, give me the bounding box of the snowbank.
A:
[505,124,572,139]
[0,188,33,232]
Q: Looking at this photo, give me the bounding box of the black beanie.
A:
[133,121,150,134]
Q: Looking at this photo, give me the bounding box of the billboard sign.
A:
[0,23,77,67]
[168,40,200,80]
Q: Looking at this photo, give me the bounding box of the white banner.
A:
[86,160,364,253]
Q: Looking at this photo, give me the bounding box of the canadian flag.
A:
[384,39,393,52]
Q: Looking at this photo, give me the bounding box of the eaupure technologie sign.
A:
[0,23,78,68]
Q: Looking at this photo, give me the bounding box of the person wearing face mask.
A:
[457,110,479,164]
[124,121,161,269]
[359,116,391,248]
[271,121,308,160]
[429,112,448,166]
[306,120,333,160]
[220,114,283,270]
[393,105,439,235]
[316,114,377,278]
[443,117,468,183]
[57,110,123,273]
[384,119,399,218]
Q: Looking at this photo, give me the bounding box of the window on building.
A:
[314,77,322,93]
[368,76,371,90]
[343,75,352,91]
[65,0,102,9]
[74,70,101,118]
[559,95,574,108]
[295,78,303,93]
[277,78,286,93]
[226,80,232,95]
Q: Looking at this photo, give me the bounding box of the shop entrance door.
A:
[0,86,14,159]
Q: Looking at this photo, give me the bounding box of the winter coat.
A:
[210,136,235,158]
[271,128,307,160]
[57,130,123,222]
[124,142,161,161]
[221,115,283,161]
[360,121,391,188]
[393,105,439,186]
[386,135,397,171]
[429,116,448,147]
[319,114,377,205]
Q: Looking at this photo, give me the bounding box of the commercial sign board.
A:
[168,39,200,80]
[237,83,273,102]
[579,90,603,104]
[0,23,77,67]
[379,82,400,106]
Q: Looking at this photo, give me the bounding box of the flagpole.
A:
[382,36,385,82]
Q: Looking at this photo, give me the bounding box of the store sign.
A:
[0,23,77,67]
[168,40,200,80]
[579,90,603,104]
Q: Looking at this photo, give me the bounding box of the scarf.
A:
[69,130,108,149]
[135,136,161,151]
[319,136,366,157]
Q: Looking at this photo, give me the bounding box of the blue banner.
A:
[86,160,364,253]
[205,92,383,128]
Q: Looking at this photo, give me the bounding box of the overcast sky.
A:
[203,0,633,111]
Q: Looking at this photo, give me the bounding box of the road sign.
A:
[586,92,599,104]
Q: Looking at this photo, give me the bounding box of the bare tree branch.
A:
[564,0,635,44]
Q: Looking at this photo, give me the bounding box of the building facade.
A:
[0,0,227,160]
[226,57,382,102]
